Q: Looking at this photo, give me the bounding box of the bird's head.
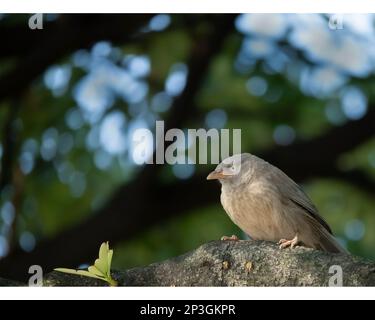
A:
[207,153,253,184]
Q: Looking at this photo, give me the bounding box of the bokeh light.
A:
[205,109,228,129]
[165,64,188,96]
[345,219,366,241]
[246,76,268,97]
[273,125,296,146]
[340,86,368,120]
[149,14,171,32]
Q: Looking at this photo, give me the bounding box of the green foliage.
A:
[55,242,117,286]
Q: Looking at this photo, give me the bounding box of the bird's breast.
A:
[220,181,295,241]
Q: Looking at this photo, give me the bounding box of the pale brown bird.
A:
[207,153,347,254]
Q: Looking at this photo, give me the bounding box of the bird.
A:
[207,153,347,254]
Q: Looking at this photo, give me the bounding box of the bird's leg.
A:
[278,235,299,249]
[221,235,239,241]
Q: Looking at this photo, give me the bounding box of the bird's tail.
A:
[316,228,348,254]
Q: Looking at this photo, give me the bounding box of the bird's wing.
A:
[301,212,347,253]
[271,167,333,235]
[289,198,332,235]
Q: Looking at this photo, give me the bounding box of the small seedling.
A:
[55,242,118,286]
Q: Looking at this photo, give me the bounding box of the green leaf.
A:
[95,242,109,275]
[94,258,108,275]
[99,242,109,261]
[54,242,118,286]
[75,270,105,280]
[88,265,105,277]
[107,249,113,278]
[54,268,104,280]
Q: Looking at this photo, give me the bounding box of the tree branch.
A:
[33,241,375,286]
[325,166,375,197]
[260,107,375,181]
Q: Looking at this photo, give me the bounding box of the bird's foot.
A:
[221,235,239,241]
[278,235,299,249]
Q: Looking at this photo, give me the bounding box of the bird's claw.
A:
[221,235,239,241]
[278,236,299,249]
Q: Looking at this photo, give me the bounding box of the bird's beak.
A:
[207,169,229,180]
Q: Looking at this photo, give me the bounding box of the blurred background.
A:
[0,14,375,281]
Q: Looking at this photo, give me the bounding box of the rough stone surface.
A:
[0,277,24,286]
[41,240,375,287]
